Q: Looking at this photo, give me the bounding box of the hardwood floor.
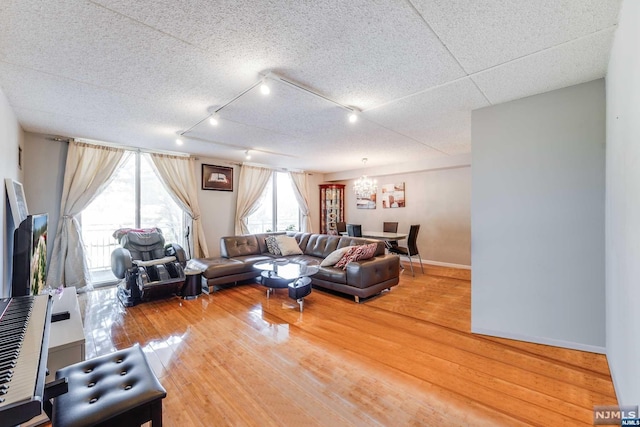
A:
[65,263,615,426]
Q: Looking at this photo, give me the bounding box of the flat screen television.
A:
[12,213,48,297]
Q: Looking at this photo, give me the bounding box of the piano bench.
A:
[52,344,166,427]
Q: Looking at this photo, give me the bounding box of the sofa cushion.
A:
[314,266,347,284]
[189,257,247,279]
[276,235,303,256]
[221,235,261,258]
[304,234,340,258]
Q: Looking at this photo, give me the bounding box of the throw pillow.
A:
[320,246,354,267]
[334,246,359,269]
[265,235,281,256]
[275,235,303,256]
[334,243,378,270]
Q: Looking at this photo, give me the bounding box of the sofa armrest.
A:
[345,255,400,288]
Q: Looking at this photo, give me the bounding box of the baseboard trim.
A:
[472,326,606,354]
[402,256,471,270]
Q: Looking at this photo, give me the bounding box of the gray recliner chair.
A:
[111,227,187,306]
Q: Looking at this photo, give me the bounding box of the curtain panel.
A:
[288,171,312,233]
[47,141,127,290]
[235,165,273,234]
[149,154,209,258]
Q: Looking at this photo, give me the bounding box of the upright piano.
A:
[0,294,52,427]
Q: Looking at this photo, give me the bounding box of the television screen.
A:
[12,213,48,296]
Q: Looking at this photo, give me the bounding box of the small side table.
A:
[182,269,203,300]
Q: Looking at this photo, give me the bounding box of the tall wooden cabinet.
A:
[319,184,345,234]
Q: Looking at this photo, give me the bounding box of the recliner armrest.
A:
[111,247,133,279]
[133,256,177,267]
[165,243,186,263]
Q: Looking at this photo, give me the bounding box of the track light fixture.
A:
[260,80,270,95]
[175,71,364,145]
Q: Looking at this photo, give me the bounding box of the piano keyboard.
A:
[0,294,52,427]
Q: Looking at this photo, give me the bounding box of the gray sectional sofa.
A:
[189,232,400,302]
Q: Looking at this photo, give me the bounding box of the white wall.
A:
[605,0,640,405]
[0,87,24,297]
[472,79,606,353]
[23,133,68,267]
[195,157,239,257]
[196,159,325,257]
[337,166,471,267]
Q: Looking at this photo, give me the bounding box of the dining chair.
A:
[388,224,424,276]
[346,224,362,237]
[383,221,399,249]
[336,221,347,234]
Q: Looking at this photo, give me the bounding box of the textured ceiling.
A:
[0,0,621,173]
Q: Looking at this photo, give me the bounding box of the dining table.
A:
[340,230,408,241]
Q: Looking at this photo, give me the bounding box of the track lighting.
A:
[245,150,251,160]
[176,71,365,145]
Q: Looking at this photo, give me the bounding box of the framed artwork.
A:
[381,182,405,208]
[202,164,233,191]
[356,193,376,209]
[5,178,29,226]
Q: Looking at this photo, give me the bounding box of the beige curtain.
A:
[149,154,209,258]
[288,171,312,233]
[235,165,273,234]
[47,142,128,290]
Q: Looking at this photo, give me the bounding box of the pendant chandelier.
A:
[353,158,377,198]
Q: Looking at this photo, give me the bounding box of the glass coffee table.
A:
[253,258,320,312]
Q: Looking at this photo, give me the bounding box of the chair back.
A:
[383,222,398,233]
[336,222,347,234]
[113,228,166,261]
[346,224,362,237]
[407,225,420,255]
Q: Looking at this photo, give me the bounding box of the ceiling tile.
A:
[364,78,489,154]
[471,29,615,105]
[411,0,621,73]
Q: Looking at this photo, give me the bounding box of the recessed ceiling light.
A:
[175,137,184,145]
[260,82,270,95]
[348,111,358,123]
[245,150,251,160]
[209,115,219,126]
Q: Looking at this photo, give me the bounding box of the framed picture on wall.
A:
[381,182,405,208]
[5,178,29,226]
[202,164,233,191]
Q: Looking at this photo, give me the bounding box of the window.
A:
[80,152,185,284]
[247,172,300,233]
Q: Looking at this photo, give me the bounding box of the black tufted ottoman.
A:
[52,344,167,427]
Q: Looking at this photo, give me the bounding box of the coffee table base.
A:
[260,271,312,312]
[288,277,312,312]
